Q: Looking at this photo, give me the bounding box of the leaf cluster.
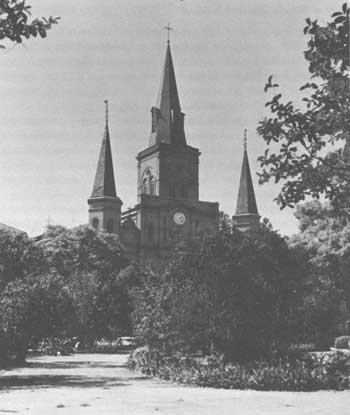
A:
[258,4,350,213]
[130,223,304,361]
[0,0,59,48]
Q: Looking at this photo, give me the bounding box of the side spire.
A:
[232,130,260,231]
[90,100,117,198]
[149,33,186,146]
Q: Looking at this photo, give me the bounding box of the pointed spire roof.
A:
[235,131,259,215]
[90,101,117,198]
[156,42,181,113]
[149,41,186,146]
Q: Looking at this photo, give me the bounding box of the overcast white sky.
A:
[0,0,340,236]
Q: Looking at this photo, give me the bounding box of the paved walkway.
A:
[0,354,349,414]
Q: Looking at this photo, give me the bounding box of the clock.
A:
[173,211,186,225]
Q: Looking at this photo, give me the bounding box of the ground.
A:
[0,354,349,414]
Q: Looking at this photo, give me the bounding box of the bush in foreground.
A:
[130,222,306,361]
[127,347,350,391]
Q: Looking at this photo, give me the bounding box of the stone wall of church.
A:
[135,195,218,259]
[159,148,199,200]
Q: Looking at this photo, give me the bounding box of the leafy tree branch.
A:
[0,0,59,48]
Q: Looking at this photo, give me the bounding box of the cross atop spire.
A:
[244,128,247,151]
[164,23,174,44]
[104,99,109,125]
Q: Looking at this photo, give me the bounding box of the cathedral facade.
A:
[88,41,260,260]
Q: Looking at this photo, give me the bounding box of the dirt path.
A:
[0,353,349,414]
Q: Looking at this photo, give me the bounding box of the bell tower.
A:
[137,39,199,202]
[88,101,122,234]
[121,32,219,260]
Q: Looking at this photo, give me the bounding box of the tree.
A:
[0,229,46,288]
[0,229,72,364]
[258,4,350,215]
[0,0,59,48]
[37,225,132,342]
[290,200,350,340]
[0,224,132,365]
[130,223,304,361]
[0,273,73,362]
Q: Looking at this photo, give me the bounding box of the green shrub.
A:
[130,225,306,362]
[127,347,350,391]
[334,336,350,349]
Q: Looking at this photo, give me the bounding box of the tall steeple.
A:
[149,37,186,146]
[232,130,260,231]
[137,31,200,203]
[88,101,122,234]
[90,101,117,198]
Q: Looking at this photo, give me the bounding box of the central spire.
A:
[149,40,186,146]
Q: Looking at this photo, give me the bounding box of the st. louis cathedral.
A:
[87,40,260,260]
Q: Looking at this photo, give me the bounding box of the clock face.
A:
[173,211,186,225]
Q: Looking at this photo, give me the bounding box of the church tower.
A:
[122,35,219,259]
[137,40,199,202]
[232,130,260,231]
[88,101,122,234]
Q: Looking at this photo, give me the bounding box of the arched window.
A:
[92,217,99,229]
[107,218,114,233]
[142,170,157,196]
[142,177,149,194]
[149,175,156,195]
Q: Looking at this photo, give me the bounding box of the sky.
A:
[0,0,340,236]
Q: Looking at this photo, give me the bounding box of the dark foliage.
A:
[0,0,59,48]
[290,200,350,343]
[130,223,305,361]
[128,347,350,391]
[0,225,132,366]
[35,225,132,343]
[258,4,350,214]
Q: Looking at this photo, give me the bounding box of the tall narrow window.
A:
[151,108,157,133]
[149,175,156,195]
[142,170,157,195]
[92,217,99,229]
[142,177,149,194]
[107,219,114,233]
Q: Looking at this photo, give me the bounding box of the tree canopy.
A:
[130,223,305,361]
[0,225,132,365]
[0,0,59,48]
[290,200,350,338]
[258,4,350,215]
